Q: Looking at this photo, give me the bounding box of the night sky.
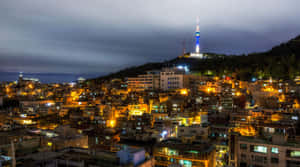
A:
[0,0,300,80]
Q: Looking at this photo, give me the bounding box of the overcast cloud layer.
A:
[0,0,300,75]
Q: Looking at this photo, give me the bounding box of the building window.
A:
[95,137,98,144]
[254,155,267,164]
[251,145,267,154]
[287,160,300,166]
[240,162,247,167]
[288,150,300,158]
[271,157,279,164]
[240,144,247,150]
[271,147,279,154]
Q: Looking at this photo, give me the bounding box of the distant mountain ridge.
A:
[90,34,300,83]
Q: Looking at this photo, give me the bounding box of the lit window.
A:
[179,160,192,167]
[253,146,267,153]
[271,147,279,154]
[290,151,300,157]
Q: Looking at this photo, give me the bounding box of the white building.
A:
[127,67,199,91]
[160,67,186,91]
[127,71,160,91]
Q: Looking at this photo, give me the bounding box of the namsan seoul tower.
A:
[195,20,200,53]
[189,18,204,58]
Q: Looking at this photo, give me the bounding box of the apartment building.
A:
[127,71,160,91]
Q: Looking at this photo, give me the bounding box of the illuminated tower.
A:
[189,18,203,58]
[195,22,200,53]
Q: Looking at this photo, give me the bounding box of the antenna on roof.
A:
[182,40,186,55]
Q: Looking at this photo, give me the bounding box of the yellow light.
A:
[21,92,28,96]
[194,116,201,124]
[47,92,53,97]
[47,142,52,147]
[271,114,282,122]
[180,89,188,95]
[108,120,116,128]
[234,126,256,136]
[294,100,300,109]
[262,86,276,93]
[278,94,285,102]
[23,120,32,125]
[71,91,77,97]
[70,91,80,101]
[28,84,33,89]
[129,110,143,116]
[206,87,215,93]
[180,118,188,126]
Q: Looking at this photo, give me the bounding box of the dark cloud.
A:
[0,0,300,76]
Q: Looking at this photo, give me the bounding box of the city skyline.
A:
[1,2,300,166]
